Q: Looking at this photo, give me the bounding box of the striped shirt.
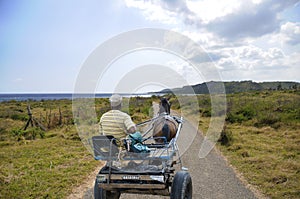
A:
[99,110,135,140]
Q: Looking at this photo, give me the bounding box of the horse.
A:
[152,97,178,143]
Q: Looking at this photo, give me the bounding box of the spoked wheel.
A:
[94,180,120,199]
[170,171,192,199]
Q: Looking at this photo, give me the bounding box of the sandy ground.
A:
[66,163,103,199]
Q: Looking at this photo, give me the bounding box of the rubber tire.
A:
[94,180,120,199]
[170,171,193,199]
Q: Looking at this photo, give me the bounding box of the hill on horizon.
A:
[158,80,300,94]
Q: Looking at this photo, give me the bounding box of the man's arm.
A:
[127,126,136,134]
[124,114,136,134]
[99,120,104,135]
[99,115,106,135]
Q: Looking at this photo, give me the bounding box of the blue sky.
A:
[1,0,300,93]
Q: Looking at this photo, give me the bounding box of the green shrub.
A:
[255,112,280,127]
[202,109,211,117]
[11,128,25,139]
[226,112,249,123]
[10,128,45,140]
[11,114,28,121]
[218,128,233,146]
[237,106,256,120]
[226,106,256,123]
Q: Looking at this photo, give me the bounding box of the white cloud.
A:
[124,0,300,82]
[125,0,298,41]
[205,0,298,41]
[186,0,241,24]
[215,45,288,73]
[268,22,300,47]
[280,22,300,45]
[180,30,222,48]
[220,51,300,82]
[125,0,178,24]
[166,60,204,85]
[252,0,263,4]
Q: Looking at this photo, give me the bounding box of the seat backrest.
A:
[92,135,119,160]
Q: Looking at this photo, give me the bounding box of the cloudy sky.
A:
[1,0,299,93]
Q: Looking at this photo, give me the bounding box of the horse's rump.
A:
[153,115,177,143]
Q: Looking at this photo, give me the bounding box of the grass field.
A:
[1,132,98,198]
[1,91,299,198]
[217,91,300,198]
[0,97,153,198]
[171,90,300,198]
[219,124,299,198]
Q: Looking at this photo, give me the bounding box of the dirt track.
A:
[69,104,259,199]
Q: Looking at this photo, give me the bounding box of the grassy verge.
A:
[1,130,98,198]
[218,125,299,198]
[0,97,153,198]
[170,90,300,198]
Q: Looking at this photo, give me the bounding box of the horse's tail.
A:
[162,123,170,142]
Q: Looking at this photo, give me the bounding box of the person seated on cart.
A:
[99,94,136,144]
[99,94,150,153]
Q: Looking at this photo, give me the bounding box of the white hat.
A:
[109,94,122,107]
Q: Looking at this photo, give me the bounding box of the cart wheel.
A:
[94,180,120,199]
[170,171,192,199]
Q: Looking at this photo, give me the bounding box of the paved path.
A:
[78,103,258,199]
[120,118,257,199]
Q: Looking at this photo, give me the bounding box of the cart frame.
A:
[92,115,192,198]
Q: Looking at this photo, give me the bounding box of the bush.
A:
[254,112,280,127]
[202,109,211,117]
[218,128,233,146]
[11,129,26,139]
[226,112,244,123]
[11,114,28,121]
[11,128,45,140]
[237,106,256,120]
[226,106,256,123]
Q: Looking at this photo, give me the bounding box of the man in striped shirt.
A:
[99,94,136,140]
